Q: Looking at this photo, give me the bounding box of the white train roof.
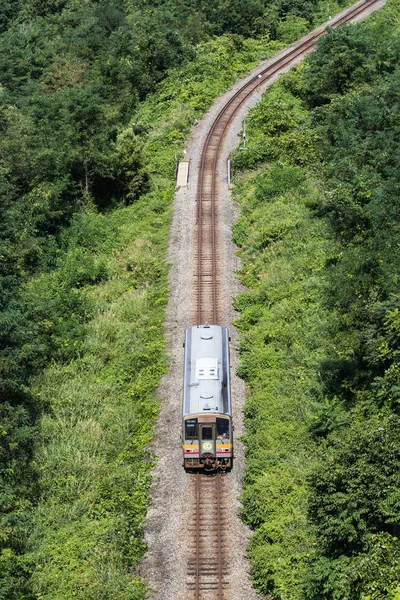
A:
[182,324,231,417]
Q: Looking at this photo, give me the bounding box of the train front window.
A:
[202,426,213,440]
[185,418,198,440]
[216,418,230,442]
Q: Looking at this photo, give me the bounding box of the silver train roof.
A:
[183,324,231,417]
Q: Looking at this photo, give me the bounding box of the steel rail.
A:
[216,473,223,600]
[198,0,379,152]
[195,473,201,600]
[195,0,381,326]
[188,473,227,600]
[197,0,380,178]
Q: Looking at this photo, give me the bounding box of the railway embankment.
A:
[0,0,390,597]
[232,0,400,597]
[142,1,389,599]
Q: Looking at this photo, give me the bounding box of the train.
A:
[182,324,233,471]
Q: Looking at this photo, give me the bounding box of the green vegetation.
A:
[233,164,334,598]
[232,0,400,598]
[1,0,334,594]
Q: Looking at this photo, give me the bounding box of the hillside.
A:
[231,0,400,597]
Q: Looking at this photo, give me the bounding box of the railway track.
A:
[186,473,228,600]
[189,1,383,598]
[194,0,382,326]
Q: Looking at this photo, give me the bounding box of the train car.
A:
[182,324,232,471]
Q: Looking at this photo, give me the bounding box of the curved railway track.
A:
[194,0,382,327]
[189,1,383,598]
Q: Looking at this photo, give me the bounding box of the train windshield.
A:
[216,417,230,441]
[202,426,213,440]
[185,418,198,440]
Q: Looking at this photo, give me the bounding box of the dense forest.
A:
[232,0,400,597]
[0,0,345,597]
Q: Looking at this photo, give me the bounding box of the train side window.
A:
[216,418,230,441]
[185,418,198,439]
